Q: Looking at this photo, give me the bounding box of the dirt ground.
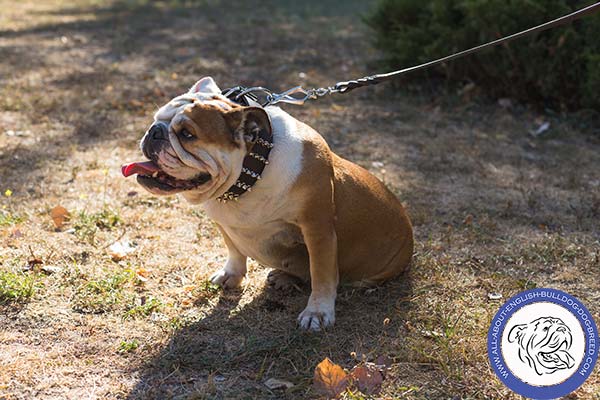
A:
[1,1,599,399]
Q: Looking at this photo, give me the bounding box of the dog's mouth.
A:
[536,339,575,370]
[122,161,211,192]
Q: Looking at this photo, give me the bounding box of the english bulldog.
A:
[507,317,575,375]
[122,77,413,331]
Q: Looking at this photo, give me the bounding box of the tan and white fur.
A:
[135,77,413,331]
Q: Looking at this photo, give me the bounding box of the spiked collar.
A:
[216,128,273,203]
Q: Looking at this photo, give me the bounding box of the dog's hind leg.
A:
[267,269,306,292]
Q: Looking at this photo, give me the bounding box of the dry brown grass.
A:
[1,1,599,399]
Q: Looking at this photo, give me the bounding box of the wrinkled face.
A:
[508,317,575,375]
[123,77,271,204]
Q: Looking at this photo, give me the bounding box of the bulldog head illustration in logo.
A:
[489,289,598,399]
[507,316,575,376]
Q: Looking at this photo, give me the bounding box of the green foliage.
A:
[118,339,139,353]
[123,296,162,319]
[0,210,23,227]
[194,280,221,296]
[366,0,600,110]
[0,270,35,303]
[73,208,121,244]
[71,270,134,313]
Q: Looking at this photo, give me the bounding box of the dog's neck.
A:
[216,127,273,203]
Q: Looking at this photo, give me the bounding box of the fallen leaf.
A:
[181,299,193,307]
[28,258,43,267]
[135,267,150,280]
[108,241,136,261]
[374,355,392,368]
[314,358,349,398]
[349,365,384,395]
[9,228,23,239]
[50,205,70,230]
[264,378,294,390]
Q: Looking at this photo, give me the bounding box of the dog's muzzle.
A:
[141,121,169,160]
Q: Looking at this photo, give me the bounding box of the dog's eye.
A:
[179,128,194,140]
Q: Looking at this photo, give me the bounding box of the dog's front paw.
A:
[298,302,335,331]
[210,268,244,289]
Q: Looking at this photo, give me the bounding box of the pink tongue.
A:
[121,161,160,177]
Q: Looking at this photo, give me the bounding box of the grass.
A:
[71,270,135,313]
[124,296,162,319]
[0,210,23,227]
[118,339,140,353]
[0,270,36,303]
[0,0,598,399]
[72,207,122,244]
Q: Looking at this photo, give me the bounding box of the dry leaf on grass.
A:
[10,228,23,239]
[463,214,473,225]
[50,205,70,230]
[23,257,43,272]
[374,355,392,369]
[349,364,384,395]
[313,357,349,398]
[135,267,150,280]
[313,358,387,397]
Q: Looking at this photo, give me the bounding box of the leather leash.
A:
[223,1,600,107]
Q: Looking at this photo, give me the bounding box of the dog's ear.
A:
[508,324,527,344]
[189,76,221,95]
[223,107,272,148]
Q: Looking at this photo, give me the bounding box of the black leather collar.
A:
[216,92,273,203]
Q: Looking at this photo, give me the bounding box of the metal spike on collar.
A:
[242,167,261,179]
[250,153,269,164]
[256,137,274,148]
[217,191,236,203]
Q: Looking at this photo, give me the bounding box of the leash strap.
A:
[223,1,600,107]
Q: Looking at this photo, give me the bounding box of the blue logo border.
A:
[487,288,598,399]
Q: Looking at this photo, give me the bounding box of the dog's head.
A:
[122,77,272,204]
[507,316,575,375]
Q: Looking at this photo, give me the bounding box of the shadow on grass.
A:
[127,274,413,399]
[0,0,374,195]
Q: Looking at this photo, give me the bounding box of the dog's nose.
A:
[149,122,168,141]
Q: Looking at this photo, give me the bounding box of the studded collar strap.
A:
[216,129,273,203]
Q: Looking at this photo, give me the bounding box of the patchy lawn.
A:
[1,0,599,399]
